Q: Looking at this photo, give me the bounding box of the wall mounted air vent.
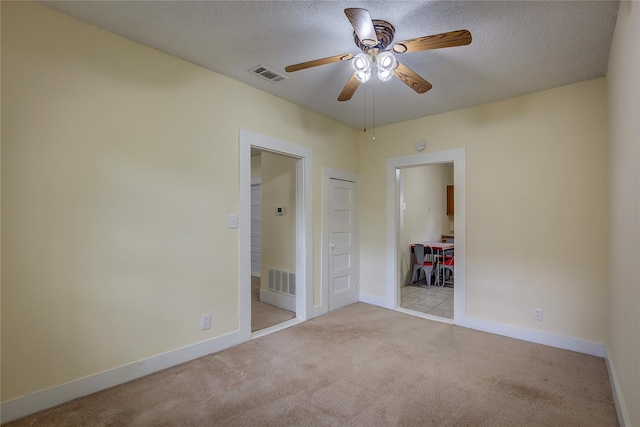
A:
[249,65,288,83]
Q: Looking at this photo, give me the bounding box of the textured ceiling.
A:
[39,1,620,129]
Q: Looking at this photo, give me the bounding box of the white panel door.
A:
[329,179,357,310]
[250,182,261,277]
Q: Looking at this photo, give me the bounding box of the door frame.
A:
[239,129,313,342]
[320,167,359,316]
[386,148,466,324]
[250,178,261,277]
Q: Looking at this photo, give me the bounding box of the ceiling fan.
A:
[285,8,472,101]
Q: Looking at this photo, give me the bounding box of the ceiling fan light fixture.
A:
[352,52,371,73]
[355,68,371,83]
[377,67,394,82]
[377,51,397,72]
[375,51,396,82]
[353,52,372,83]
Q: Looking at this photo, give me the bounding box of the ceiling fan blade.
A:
[392,29,472,54]
[285,53,354,73]
[394,62,432,94]
[338,73,360,102]
[344,8,378,47]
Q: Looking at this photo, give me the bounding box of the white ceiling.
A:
[39,1,620,129]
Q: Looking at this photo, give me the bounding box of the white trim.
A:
[322,167,360,315]
[239,135,252,342]
[386,149,466,322]
[250,178,262,277]
[396,307,454,324]
[358,292,390,309]
[250,318,304,340]
[296,154,314,320]
[457,316,605,357]
[0,331,241,424]
[363,292,604,360]
[259,289,296,312]
[239,129,314,342]
[605,345,631,427]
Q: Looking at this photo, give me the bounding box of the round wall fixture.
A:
[415,140,426,151]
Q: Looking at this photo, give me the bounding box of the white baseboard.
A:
[456,316,605,357]
[259,289,296,312]
[359,292,392,309]
[397,306,454,324]
[355,296,606,359]
[604,345,631,427]
[1,331,241,424]
[251,318,304,339]
[362,299,604,358]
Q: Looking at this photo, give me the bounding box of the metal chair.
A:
[411,244,438,288]
[440,255,455,286]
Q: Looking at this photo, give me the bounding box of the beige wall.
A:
[605,1,640,425]
[260,151,297,284]
[1,2,357,401]
[359,78,610,343]
[400,164,452,283]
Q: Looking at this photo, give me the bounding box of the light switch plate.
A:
[228,214,238,229]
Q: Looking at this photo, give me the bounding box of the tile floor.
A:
[251,276,295,331]
[400,283,454,319]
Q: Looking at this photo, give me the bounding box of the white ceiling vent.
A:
[249,65,287,84]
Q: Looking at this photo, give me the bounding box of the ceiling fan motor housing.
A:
[354,20,395,52]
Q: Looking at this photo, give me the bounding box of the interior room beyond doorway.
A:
[399,163,454,319]
[250,148,298,331]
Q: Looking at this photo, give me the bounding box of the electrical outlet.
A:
[534,308,543,321]
[200,314,212,330]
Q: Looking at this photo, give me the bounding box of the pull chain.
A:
[363,86,367,133]
[372,88,376,141]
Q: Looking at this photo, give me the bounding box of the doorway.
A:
[239,129,313,342]
[249,150,297,332]
[398,163,454,319]
[386,148,466,324]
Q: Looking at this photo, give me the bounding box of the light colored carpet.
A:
[5,303,618,426]
[251,276,295,332]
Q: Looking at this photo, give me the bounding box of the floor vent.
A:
[268,267,295,296]
[250,65,287,83]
